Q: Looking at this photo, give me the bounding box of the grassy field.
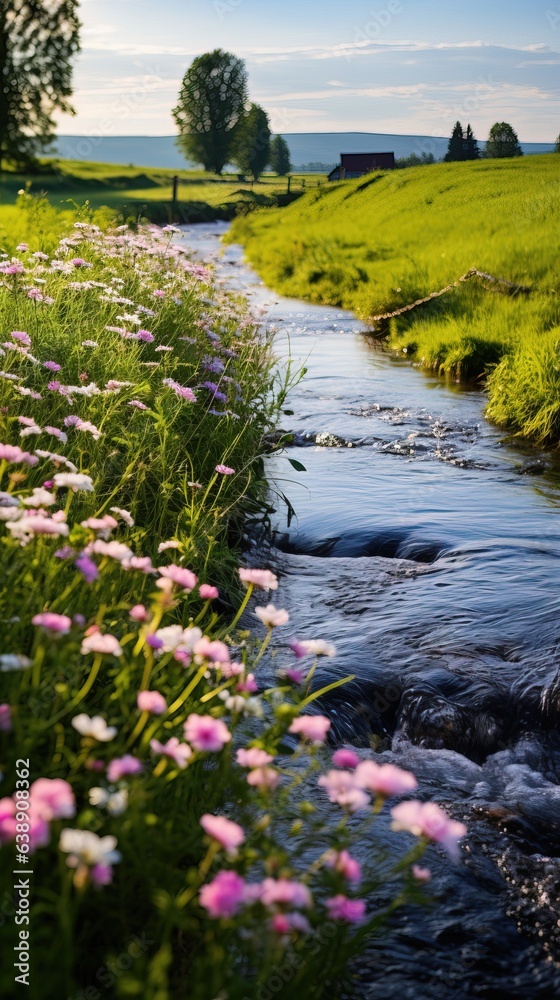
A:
[0,159,323,234]
[230,155,560,444]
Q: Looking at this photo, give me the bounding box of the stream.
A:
[179,222,560,999]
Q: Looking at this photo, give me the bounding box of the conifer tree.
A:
[0,0,80,170]
[444,121,466,162]
[464,124,480,160]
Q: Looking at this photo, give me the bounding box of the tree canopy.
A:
[232,104,271,180]
[0,0,80,170]
[484,122,523,159]
[444,122,479,162]
[173,50,248,174]
[270,135,292,176]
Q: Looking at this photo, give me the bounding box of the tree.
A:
[270,135,292,176]
[555,132,560,153]
[173,50,248,175]
[464,124,480,160]
[484,122,523,158]
[232,103,271,181]
[444,121,465,162]
[0,0,80,171]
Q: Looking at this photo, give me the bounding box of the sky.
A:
[55,0,560,141]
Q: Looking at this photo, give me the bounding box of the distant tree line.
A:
[444,120,525,161]
[173,50,292,180]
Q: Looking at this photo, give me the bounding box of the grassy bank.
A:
[0,159,322,231]
[0,210,456,998]
[230,155,560,444]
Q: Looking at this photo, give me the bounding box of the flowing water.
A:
[179,222,560,999]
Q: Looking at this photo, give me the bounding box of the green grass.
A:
[229,155,560,443]
[0,158,324,230]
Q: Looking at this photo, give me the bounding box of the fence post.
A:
[287,175,291,194]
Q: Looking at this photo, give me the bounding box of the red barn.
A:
[328,152,395,180]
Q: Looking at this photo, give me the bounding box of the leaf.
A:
[279,491,296,528]
[287,458,307,472]
[300,674,355,707]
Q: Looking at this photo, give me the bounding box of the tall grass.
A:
[230,155,560,443]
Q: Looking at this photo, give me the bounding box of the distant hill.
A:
[51,133,555,172]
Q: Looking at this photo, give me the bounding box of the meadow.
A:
[0,159,322,235]
[0,202,465,998]
[230,154,560,444]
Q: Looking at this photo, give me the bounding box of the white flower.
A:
[254,604,290,629]
[19,424,42,438]
[0,654,32,672]
[59,828,122,867]
[53,473,94,493]
[244,697,264,718]
[6,515,69,543]
[71,714,117,741]
[89,788,128,816]
[22,488,57,508]
[110,507,134,527]
[225,695,247,714]
[298,640,337,658]
[157,540,181,553]
[35,451,78,473]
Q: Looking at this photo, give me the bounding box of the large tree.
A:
[484,122,523,158]
[232,103,271,181]
[444,121,466,162]
[464,124,480,160]
[270,134,292,176]
[173,50,248,175]
[0,0,80,170]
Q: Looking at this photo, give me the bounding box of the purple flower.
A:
[137,330,154,343]
[75,555,99,584]
[43,361,61,372]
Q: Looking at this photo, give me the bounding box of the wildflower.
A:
[260,879,312,910]
[270,912,311,935]
[71,258,92,268]
[184,714,231,752]
[332,749,360,769]
[239,568,278,591]
[137,330,154,342]
[128,607,148,628]
[59,829,121,887]
[157,564,198,592]
[158,540,181,553]
[82,340,98,348]
[325,850,362,884]
[11,331,30,347]
[43,361,61,372]
[390,801,467,860]
[215,464,235,475]
[128,399,148,410]
[205,383,227,404]
[107,756,143,782]
[0,444,38,466]
[0,654,32,672]
[150,737,192,769]
[318,771,370,812]
[255,605,289,629]
[137,690,167,715]
[44,426,67,443]
[296,639,336,658]
[354,761,418,797]
[413,865,432,882]
[200,870,246,919]
[91,540,133,563]
[285,668,305,684]
[193,637,230,664]
[81,515,118,535]
[199,584,219,600]
[236,748,274,768]
[237,673,258,693]
[224,695,246,713]
[32,612,72,634]
[246,767,280,790]
[110,507,134,527]
[53,472,94,493]
[80,633,123,657]
[75,555,99,583]
[89,788,128,816]
[200,814,245,852]
[0,704,12,730]
[71,714,117,742]
[22,488,56,508]
[30,779,75,820]
[326,895,366,924]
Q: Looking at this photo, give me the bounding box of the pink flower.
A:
[199,584,219,600]
[43,361,61,372]
[412,865,432,882]
[184,714,231,752]
[0,704,12,731]
[137,690,167,715]
[390,801,467,860]
[254,604,289,629]
[128,400,148,410]
[11,331,30,346]
[91,862,113,887]
[0,443,38,466]
[215,464,235,475]
[81,633,123,657]
[237,673,258,693]
[289,715,331,743]
[332,749,360,769]
[193,637,230,664]
[285,668,304,684]
[30,778,75,820]
[354,761,418,798]
[137,330,155,342]
[260,878,312,910]
[107,755,143,782]
[317,771,370,813]
[237,748,274,768]
[270,912,311,935]
[239,568,278,591]
[246,765,280,790]
[326,895,366,924]
[129,604,149,622]
[200,870,246,919]
[200,814,245,852]
[32,612,72,634]
[325,850,362,884]
[150,737,192,769]
[157,564,198,592]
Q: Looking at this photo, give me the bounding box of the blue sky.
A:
[57,0,560,140]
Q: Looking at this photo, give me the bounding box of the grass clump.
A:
[230,155,560,442]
